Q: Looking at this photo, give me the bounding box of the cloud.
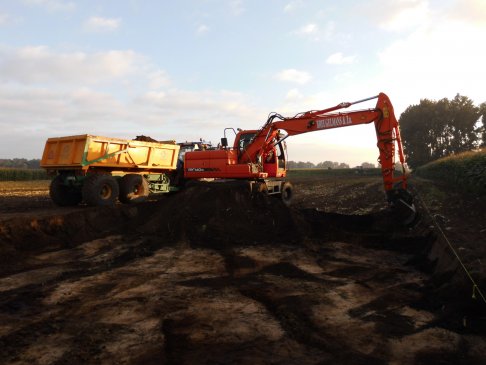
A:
[148,70,170,89]
[22,0,75,12]
[138,89,260,125]
[333,72,354,82]
[84,16,121,32]
[381,0,429,32]
[229,0,245,16]
[448,0,486,25]
[0,13,12,25]
[377,15,486,114]
[0,46,139,85]
[275,69,311,84]
[196,24,209,35]
[284,1,303,13]
[0,82,264,158]
[296,23,318,35]
[0,45,266,158]
[294,21,335,41]
[285,89,304,101]
[326,52,356,65]
[358,0,429,32]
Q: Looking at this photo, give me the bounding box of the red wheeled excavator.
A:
[183,92,416,223]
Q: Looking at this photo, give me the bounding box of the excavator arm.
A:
[239,93,408,193]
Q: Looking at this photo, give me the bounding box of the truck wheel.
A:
[49,175,82,206]
[281,181,293,206]
[82,174,119,206]
[119,174,149,204]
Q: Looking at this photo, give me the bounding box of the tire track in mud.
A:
[0,234,161,364]
[169,234,424,364]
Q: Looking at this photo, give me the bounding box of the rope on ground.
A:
[414,190,486,305]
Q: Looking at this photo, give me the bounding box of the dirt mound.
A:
[0,203,162,275]
[139,182,306,248]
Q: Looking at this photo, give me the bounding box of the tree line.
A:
[288,161,377,169]
[0,159,41,169]
[399,94,485,168]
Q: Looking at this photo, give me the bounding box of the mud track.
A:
[0,177,485,364]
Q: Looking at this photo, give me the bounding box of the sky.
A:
[0,0,485,167]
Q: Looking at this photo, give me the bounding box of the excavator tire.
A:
[254,182,268,195]
[49,175,82,206]
[250,181,268,206]
[82,174,119,206]
[119,174,150,204]
[281,181,293,207]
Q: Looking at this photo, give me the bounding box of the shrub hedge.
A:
[414,149,486,195]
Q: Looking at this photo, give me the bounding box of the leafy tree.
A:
[361,162,375,168]
[399,94,481,168]
[316,160,338,169]
[287,160,350,169]
[287,161,315,169]
[479,102,486,147]
[0,158,41,169]
[446,94,479,153]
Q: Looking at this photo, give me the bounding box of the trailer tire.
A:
[119,174,150,204]
[82,174,119,206]
[49,175,82,206]
[281,181,293,206]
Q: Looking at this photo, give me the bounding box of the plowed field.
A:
[0,176,485,365]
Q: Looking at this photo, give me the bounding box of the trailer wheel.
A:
[82,174,119,206]
[119,174,149,204]
[49,175,82,206]
[281,181,293,206]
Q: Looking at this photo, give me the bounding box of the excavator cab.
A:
[236,132,257,157]
[261,136,287,178]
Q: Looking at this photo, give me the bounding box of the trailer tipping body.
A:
[41,134,179,173]
[41,134,181,206]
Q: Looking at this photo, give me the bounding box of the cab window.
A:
[237,133,256,153]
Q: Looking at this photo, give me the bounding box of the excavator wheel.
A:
[251,182,268,205]
[281,181,293,207]
[253,182,268,195]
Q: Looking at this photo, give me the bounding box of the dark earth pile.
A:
[138,182,305,248]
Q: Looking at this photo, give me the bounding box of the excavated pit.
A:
[0,182,485,365]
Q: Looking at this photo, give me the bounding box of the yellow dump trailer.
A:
[41,135,181,206]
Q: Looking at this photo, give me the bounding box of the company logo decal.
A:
[186,168,221,172]
[317,115,352,129]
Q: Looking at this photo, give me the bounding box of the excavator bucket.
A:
[387,189,418,226]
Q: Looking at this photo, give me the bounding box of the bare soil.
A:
[0,176,485,365]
